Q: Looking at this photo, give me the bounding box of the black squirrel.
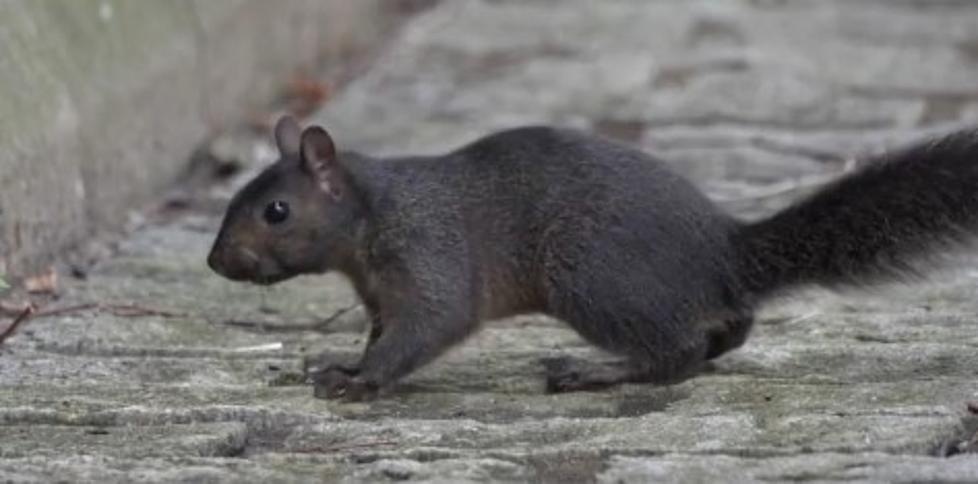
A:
[208,116,978,400]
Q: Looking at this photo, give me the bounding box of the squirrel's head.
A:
[207,116,363,285]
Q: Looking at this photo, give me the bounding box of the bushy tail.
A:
[737,129,978,298]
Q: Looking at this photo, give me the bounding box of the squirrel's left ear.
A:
[274,115,301,156]
[299,126,341,198]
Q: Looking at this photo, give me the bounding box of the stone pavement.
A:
[5,0,978,482]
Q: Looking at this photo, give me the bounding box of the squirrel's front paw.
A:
[311,367,377,402]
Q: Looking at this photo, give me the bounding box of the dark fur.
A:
[208,118,978,400]
[738,130,978,295]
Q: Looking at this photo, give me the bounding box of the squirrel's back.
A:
[360,126,745,322]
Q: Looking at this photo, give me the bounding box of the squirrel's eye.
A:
[263,201,290,224]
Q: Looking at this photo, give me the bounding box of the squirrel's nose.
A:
[207,244,261,282]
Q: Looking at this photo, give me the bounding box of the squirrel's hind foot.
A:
[540,355,704,393]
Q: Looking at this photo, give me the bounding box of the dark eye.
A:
[263,200,290,224]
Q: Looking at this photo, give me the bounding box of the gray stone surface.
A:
[4,0,978,482]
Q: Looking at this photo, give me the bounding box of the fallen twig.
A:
[0,303,189,344]
[31,303,98,318]
[783,311,820,326]
[0,301,31,317]
[28,303,189,320]
[221,319,321,332]
[0,305,36,345]
[0,301,190,347]
[231,342,284,353]
[221,303,363,333]
[291,440,397,454]
[96,304,189,319]
[321,303,363,327]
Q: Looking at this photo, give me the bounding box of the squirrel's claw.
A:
[310,366,377,402]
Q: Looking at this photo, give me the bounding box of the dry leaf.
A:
[25,268,58,294]
[285,73,332,117]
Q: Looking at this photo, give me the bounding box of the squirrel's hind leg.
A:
[540,351,705,393]
[541,289,710,392]
[541,356,650,393]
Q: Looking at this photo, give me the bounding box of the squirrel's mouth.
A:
[250,256,298,285]
[251,271,293,286]
[207,246,295,285]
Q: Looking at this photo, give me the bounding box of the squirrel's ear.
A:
[299,126,340,197]
[274,116,302,156]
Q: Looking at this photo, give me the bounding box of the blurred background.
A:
[3,0,978,281]
[0,0,423,282]
[4,2,978,481]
